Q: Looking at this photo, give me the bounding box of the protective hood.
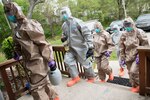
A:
[4,2,26,21]
[112,24,120,31]
[60,6,72,18]
[123,17,136,28]
[94,21,104,32]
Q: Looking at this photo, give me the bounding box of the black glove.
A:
[61,36,68,42]
[86,48,94,58]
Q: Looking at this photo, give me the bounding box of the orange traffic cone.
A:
[119,68,124,77]
[67,76,80,87]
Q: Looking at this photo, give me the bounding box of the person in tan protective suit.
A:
[4,2,59,100]
[119,17,149,93]
[93,22,115,83]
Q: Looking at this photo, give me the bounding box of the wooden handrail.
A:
[0,59,18,69]
[0,59,24,100]
[138,46,150,95]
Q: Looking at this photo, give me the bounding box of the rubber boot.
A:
[109,73,114,81]
[119,67,124,77]
[67,76,80,87]
[131,86,139,93]
[87,78,95,83]
[100,80,106,83]
[54,96,60,100]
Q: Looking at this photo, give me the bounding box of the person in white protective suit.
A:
[119,17,149,93]
[60,7,95,87]
[111,25,125,76]
[4,2,59,100]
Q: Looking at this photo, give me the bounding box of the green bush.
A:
[1,37,13,59]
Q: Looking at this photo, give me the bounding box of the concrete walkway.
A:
[18,77,149,100]
[17,61,150,100]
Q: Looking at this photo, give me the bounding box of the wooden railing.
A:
[0,45,85,100]
[138,46,150,96]
[0,59,28,100]
[53,46,85,77]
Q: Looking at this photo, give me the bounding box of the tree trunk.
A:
[27,4,35,19]
[48,17,54,37]
[27,0,45,19]
[2,0,9,4]
[117,0,124,19]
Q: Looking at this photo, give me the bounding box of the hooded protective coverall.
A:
[119,17,149,89]
[111,25,125,76]
[60,7,95,86]
[111,24,123,58]
[4,2,58,100]
[93,22,115,81]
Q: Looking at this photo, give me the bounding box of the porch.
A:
[0,46,149,100]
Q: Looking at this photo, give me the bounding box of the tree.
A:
[117,0,125,19]
[127,0,150,18]
[27,0,46,19]
[0,0,13,47]
[0,0,46,46]
[42,0,61,36]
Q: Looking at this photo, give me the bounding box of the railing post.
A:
[139,50,146,95]
[1,68,15,100]
[138,46,150,95]
[146,52,150,94]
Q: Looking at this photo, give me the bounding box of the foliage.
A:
[0,52,6,63]
[33,0,62,37]
[1,36,13,59]
[110,50,117,60]
[0,4,11,47]
[0,0,150,43]
[14,0,29,16]
[47,35,62,45]
[127,0,150,18]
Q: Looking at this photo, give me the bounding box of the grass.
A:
[47,35,63,45]
[110,50,117,60]
[0,52,6,63]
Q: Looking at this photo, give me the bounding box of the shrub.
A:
[1,37,13,59]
